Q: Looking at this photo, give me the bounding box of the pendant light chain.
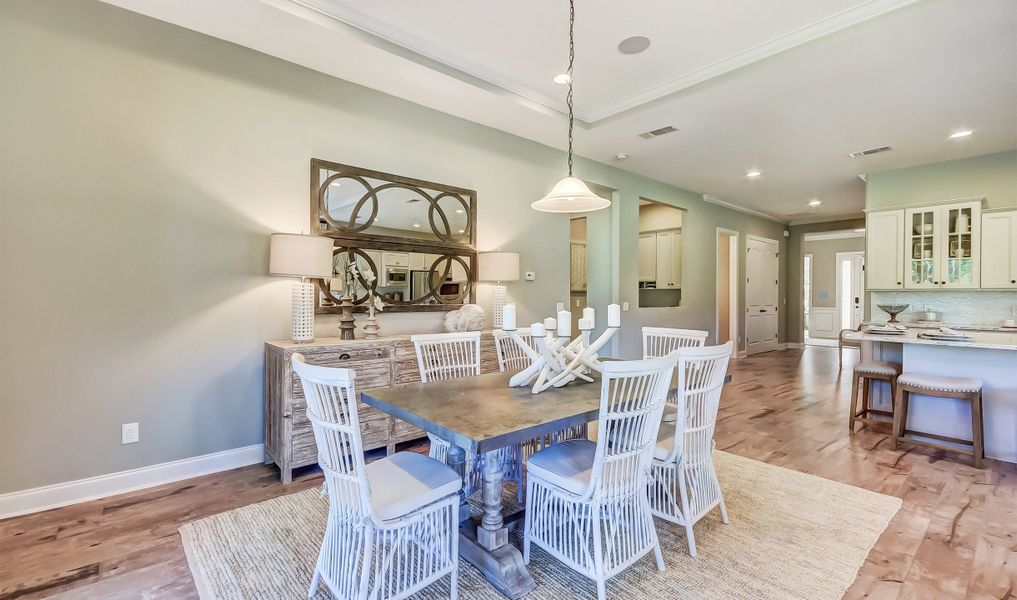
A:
[566,0,575,176]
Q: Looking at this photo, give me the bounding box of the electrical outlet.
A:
[122,422,139,445]
[524,271,536,281]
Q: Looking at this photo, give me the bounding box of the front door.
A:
[838,251,865,330]
[746,236,779,354]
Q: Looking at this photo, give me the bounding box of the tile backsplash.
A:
[870,291,1017,325]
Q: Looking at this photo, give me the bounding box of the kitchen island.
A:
[844,328,1017,463]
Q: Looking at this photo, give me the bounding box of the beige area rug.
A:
[180,452,901,600]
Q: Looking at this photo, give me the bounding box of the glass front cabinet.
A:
[904,201,981,289]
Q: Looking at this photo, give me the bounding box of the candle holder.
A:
[337,294,356,340]
[503,303,620,394]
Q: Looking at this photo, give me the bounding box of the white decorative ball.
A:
[444,304,486,332]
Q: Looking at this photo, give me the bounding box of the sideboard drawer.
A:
[292,356,392,398]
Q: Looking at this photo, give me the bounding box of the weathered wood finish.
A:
[265,333,500,483]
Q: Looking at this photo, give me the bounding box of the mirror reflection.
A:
[321,247,472,309]
[637,199,684,308]
[319,170,471,244]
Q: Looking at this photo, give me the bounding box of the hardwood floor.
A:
[1,347,1014,599]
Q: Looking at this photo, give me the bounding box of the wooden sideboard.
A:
[265,333,501,483]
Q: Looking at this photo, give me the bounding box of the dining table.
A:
[361,369,732,599]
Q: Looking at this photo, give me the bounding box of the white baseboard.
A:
[0,444,264,520]
[785,342,805,349]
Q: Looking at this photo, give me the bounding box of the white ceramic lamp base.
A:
[491,284,508,329]
[291,281,315,342]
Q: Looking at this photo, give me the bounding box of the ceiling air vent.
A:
[639,125,678,139]
[848,145,893,158]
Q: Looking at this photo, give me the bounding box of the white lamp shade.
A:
[478,251,520,281]
[269,233,334,278]
[531,177,611,213]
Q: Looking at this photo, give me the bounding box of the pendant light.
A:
[531,0,611,213]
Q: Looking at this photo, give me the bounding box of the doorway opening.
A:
[716,229,739,354]
[801,230,865,344]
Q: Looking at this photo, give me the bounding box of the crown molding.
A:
[583,0,924,121]
[803,230,865,241]
[701,195,787,224]
[270,0,924,125]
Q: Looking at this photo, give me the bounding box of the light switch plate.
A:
[524,271,536,281]
[622,302,630,311]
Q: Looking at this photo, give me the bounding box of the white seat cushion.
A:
[854,360,902,376]
[653,422,677,461]
[898,372,982,393]
[366,452,462,521]
[526,439,596,496]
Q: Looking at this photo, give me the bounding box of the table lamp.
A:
[479,251,520,328]
[269,233,334,342]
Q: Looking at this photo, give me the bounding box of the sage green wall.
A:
[802,237,865,308]
[866,150,1017,210]
[786,219,866,344]
[0,0,786,494]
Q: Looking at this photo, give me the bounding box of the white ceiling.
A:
[101,0,1017,222]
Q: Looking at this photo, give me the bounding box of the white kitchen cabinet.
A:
[904,201,980,290]
[865,210,905,290]
[653,230,682,289]
[981,210,1017,288]
[638,233,656,282]
[382,252,409,268]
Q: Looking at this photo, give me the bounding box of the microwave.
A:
[384,267,408,287]
[438,281,463,301]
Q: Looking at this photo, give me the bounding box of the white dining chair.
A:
[493,328,534,374]
[642,326,708,359]
[648,341,733,557]
[494,328,588,460]
[523,354,677,600]
[412,331,524,498]
[293,354,461,600]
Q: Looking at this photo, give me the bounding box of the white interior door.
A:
[746,237,779,354]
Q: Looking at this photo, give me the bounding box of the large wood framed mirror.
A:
[311,159,477,313]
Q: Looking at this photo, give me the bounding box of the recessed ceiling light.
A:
[746,170,761,178]
[615,153,629,161]
[950,130,973,139]
[455,209,464,214]
[808,199,822,207]
[412,223,421,228]
[853,228,866,233]
[618,36,651,55]
[553,73,572,85]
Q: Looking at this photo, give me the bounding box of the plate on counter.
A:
[864,326,906,335]
[918,332,972,341]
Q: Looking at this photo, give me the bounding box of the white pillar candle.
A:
[556,302,565,313]
[502,304,516,330]
[578,317,593,330]
[607,303,621,327]
[544,317,557,332]
[531,322,546,337]
[557,311,571,337]
[582,306,595,328]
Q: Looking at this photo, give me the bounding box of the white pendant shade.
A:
[531,177,611,213]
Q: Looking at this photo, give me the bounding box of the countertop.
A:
[844,328,1017,351]
[862,320,1017,333]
